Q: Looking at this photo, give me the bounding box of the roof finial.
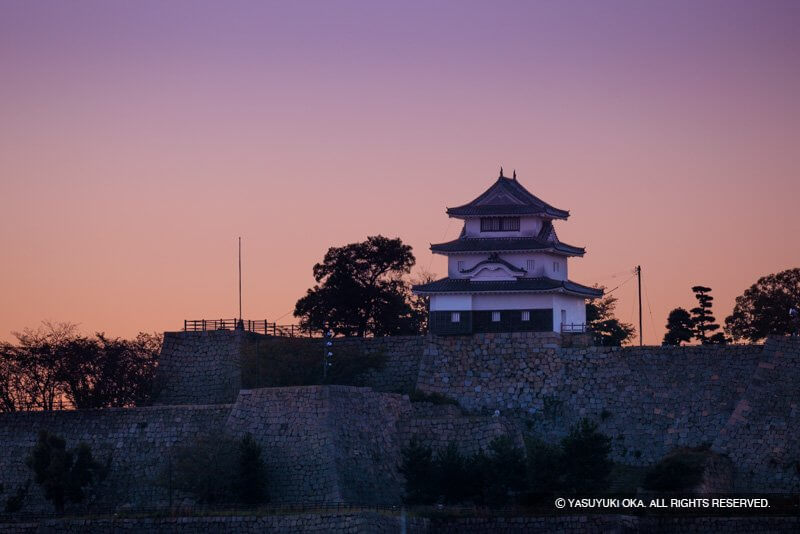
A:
[513,169,517,180]
[499,166,504,178]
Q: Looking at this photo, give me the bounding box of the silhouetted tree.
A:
[586,292,635,346]
[434,442,471,504]
[690,286,725,344]
[294,236,424,336]
[234,433,268,506]
[26,430,102,514]
[0,323,161,412]
[559,419,613,494]
[662,308,694,346]
[725,268,800,342]
[409,269,437,334]
[399,437,436,504]
[479,436,527,505]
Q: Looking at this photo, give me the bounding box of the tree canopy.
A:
[586,292,635,347]
[293,236,424,336]
[662,307,694,346]
[690,286,726,344]
[26,430,103,514]
[0,322,161,412]
[725,268,800,342]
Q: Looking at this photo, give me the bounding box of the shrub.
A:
[435,442,471,504]
[4,482,29,514]
[164,432,238,504]
[399,438,436,504]
[234,433,268,506]
[480,436,527,505]
[164,432,269,506]
[559,418,613,494]
[26,430,103,514]
[643,446,710,492]
[524,436,563,498]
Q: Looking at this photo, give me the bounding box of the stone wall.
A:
[336,335,425,393]
[224,386,411,505]
[0,385,519,515]
[154,333,424,405]
[4,513,799,533]
[0,404,232,515]
[154,331,244,405]
[416,333,800,491]
[401,403,522,456]
[713,336,800,491]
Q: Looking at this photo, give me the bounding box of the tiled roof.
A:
[430,237,585,256]
[446,176,570,219]
[412,277,604,298]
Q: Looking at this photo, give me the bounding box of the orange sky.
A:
[1,1,798,344]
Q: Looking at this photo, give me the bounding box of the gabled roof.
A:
[459,253,526,275]
[412,277,604,298]
[446,174,570,219]
[430,237,585,256]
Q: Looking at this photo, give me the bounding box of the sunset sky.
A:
[1,0,798,344]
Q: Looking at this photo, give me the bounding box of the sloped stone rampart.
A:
[713,336,800,491]
[0,405,231,515]
[154,331,244,405]
[154,333,424,405]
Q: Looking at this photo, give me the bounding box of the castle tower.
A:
[412,169,602,335]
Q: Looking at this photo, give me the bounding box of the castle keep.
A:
[413,170,602,335]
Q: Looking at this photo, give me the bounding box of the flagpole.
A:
[238,237,242,321]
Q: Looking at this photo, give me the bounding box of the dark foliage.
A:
[3,482,28,514]
[725,268,800,342]
[399,438,437,504]
[401,436,531,506]
[164,432,238,504]
[479,436,527,505]
[239,337,386,388]
[164,432,269,506]
[435,442,472,504]
[294,236,425,337]
[642,446,711,492]
[523,437,563,497]
[234,433,268,506]
[559,419,613,493]
[586,293,635,347]
[690,286,725,344]
[25,430,103,514]
[662,307,694,346]
[0,322,161,412]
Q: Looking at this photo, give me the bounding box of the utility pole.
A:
[636,265,643,346]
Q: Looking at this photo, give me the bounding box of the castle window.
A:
[491,311,501,322]
[480,217,520,232]
[521,310,530,321]
[553,261,560,273]
[451,312,460,323]
[457,260,465,271]
[526,259,535,273]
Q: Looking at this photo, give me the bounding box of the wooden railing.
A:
[561,323,590,333]
[183,319,320,337]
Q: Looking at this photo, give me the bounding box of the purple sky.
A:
[1,1,799,343]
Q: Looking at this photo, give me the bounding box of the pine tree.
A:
[662,308,694,346]
[690,286,724,344]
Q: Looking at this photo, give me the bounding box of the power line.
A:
[603,274,636,295]
[643,280,657,344]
